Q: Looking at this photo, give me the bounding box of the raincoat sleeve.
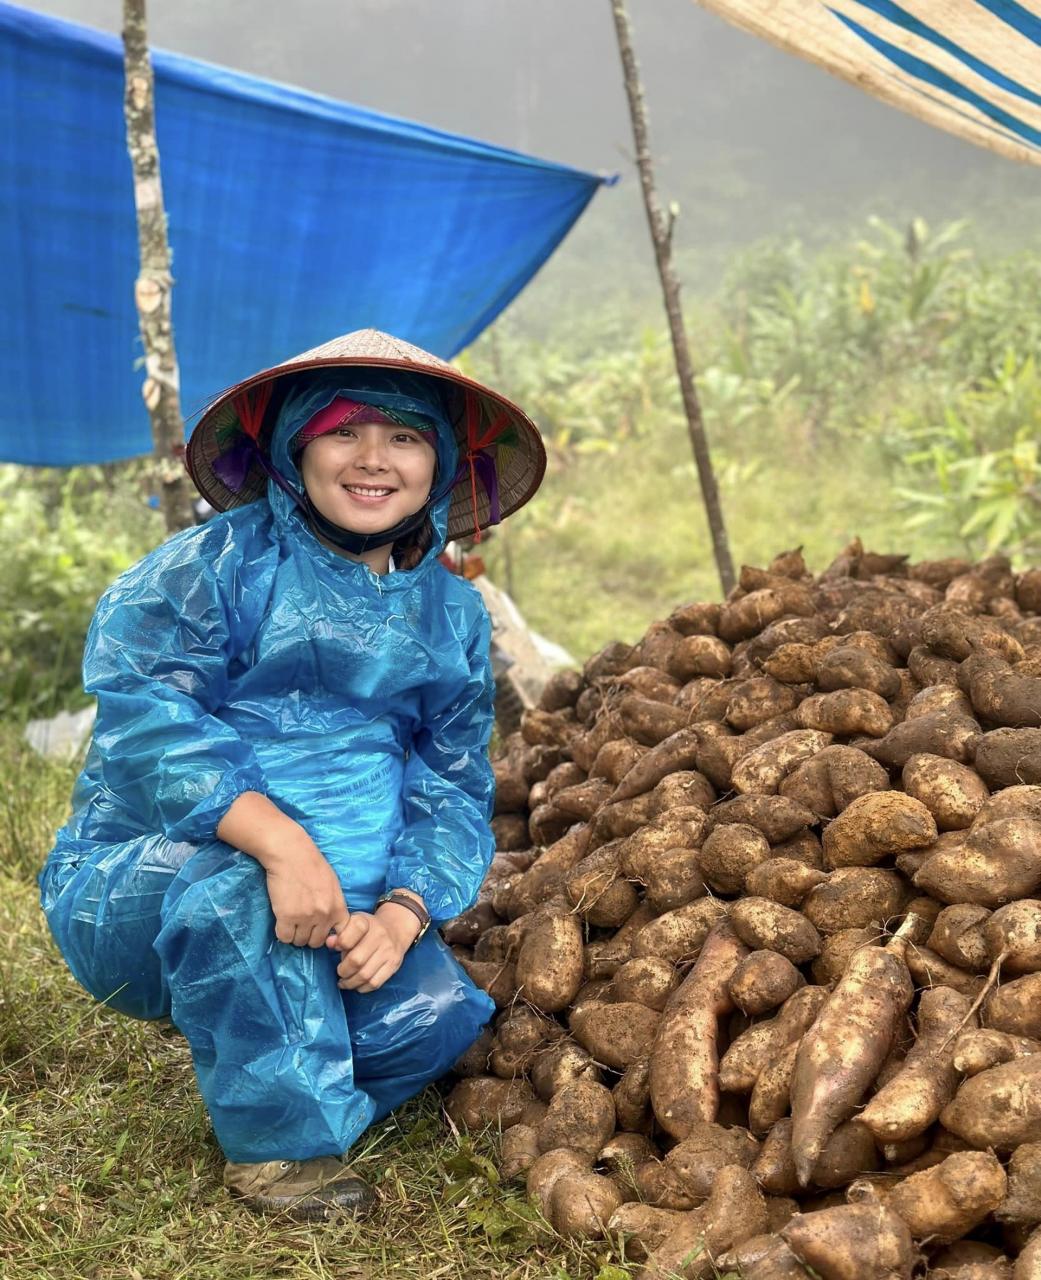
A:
[83,536,268,845]
[384,606,496,925]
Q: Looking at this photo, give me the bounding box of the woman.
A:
[39,329,545,1218]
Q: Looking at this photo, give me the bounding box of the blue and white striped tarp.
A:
[694,0,1041,166]
[0,3,611,467]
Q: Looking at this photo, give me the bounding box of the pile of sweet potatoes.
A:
[444,540,1041,1279]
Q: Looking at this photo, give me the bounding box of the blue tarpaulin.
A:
[0,3,611,467]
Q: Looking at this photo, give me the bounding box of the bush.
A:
[0,464,161,717]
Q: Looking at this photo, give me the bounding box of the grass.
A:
[0,730,663,1280]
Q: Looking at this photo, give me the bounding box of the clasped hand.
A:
[264,848,408,992]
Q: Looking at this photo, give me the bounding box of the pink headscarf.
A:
[294,396,437,449]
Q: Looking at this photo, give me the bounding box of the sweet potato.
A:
[789,940,914,1185]
[715,1233,806,1280]
[995,1143,1041,1230]
[553,777,613,821]
[975,785,1041,828]
[985,973,1041,1039]
[506,826,590,918]
[642,846,707,913]
[974,729,1041,789]
[781,1201,914,1280]
[551,1170,625,1239]
[515,911,584,1014]
[961,653,1041,729]
[749,1039,800,1135]
[1016,1228,1041,1279]
[708,793,815,842]
[597,1131,657,1177]
[730,897,822,965]
[530,1039,602,1101]
[726,677,803,731]
[536,1078,616,1157]
[942,1056,1041,1150]
[754,1116,879,1194]
[649,920,748,1139]
[500,1124,541,1181]
[901,754,989,832]
[563,845,639,927]
[905,946,985,999]
[772,826,826,866]
[527,1148,591,1220]
[745,858,828,907]
[779,744,890,818]
[802,867,907,935]
[811,927,876,984]
[571,1002,660,1071]
[638,1164,769,1280]
[953,1028,1041,1076]
[817,644,901,700]
[885,1150,1006,1244]
[589,736,646,786]
[619,694,689,747]
[859,986,974,1143]
[867,712,980,769]
[797,688,895,738]
[697,822,772,894]
[612,664,681,704]
[719,984,828,1093]
[445,1076,536,1131]
[662,1121,760,1201]
[729,950,804,1015]
[612,728,702,801]
[985,900,1041,974]
[631,897,729,965]
[930,904,992,971]
[619,809,708,881]
[607,1203,686,1261]
[460,958,518,1008]
[915,819,1041,908]
[613,1058,652,1133]
[669,600,722,636]
[823,791,937,869]
[612,957,679,1012]
[730,729,834,795]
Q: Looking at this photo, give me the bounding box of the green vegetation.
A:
[3,214,1041,1276]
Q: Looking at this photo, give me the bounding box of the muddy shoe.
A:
[224,1156,376,1219]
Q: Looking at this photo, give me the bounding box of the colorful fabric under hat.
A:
[293,397,438,450]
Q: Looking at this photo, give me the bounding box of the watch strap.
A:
[375,891,431,947]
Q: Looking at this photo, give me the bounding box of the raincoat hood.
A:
[266,368,461,562]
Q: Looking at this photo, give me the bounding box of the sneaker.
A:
[224,1156,376,1219]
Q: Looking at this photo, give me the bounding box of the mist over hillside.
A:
[21,0,1041,324]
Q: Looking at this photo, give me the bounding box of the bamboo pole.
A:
[608,0,736,596]
[122,0,193,534]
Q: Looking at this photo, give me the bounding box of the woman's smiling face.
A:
[299,420,438,538]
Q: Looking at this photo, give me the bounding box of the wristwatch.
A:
[374,890,431,948]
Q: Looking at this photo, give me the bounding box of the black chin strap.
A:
[302,494,433,554]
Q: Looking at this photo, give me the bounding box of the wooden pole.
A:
[608,0,736,595]
[122,0,193,534]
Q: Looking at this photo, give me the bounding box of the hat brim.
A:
[185,330,546,543]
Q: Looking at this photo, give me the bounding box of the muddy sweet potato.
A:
[612,957,679,1011]
[527,1148,592,1220]
[984,900,1041,974]
[631,897,729,965]
[649,921,748,1139]
[728,950,804,1016]
[885,1150,1007,1244]
[822,791,937,868]
[731,729,834,795]
[953,1028,1041,1076]
[662,1121,760,1201]
[781,1201,914,1280]
[551,1170,625,1239]
[445,1076,536,1131]
[942,1056,1041,1150]
[779,744,891,818]
[730,897,822,965]
[697,822,771,894]
[719,984,829,1094]
[571,1002,661,1071]
[802,867,907,935]
[974,729,1041,789]
[859,985,974,1143]
[515,911,584,1014]
[866,712,980,769]
[797,688,895,738]
[790,940,914,1185]
[607,1203,687,1262]
[929,904,992,971]
[612,728,702,802]
[536,1078,616,1157]
[745,858,829,907]
[914,818,1041,908]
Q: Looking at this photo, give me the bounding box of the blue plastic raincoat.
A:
[39,370,496,1163]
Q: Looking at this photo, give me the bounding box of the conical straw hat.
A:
[186,329,546,541]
